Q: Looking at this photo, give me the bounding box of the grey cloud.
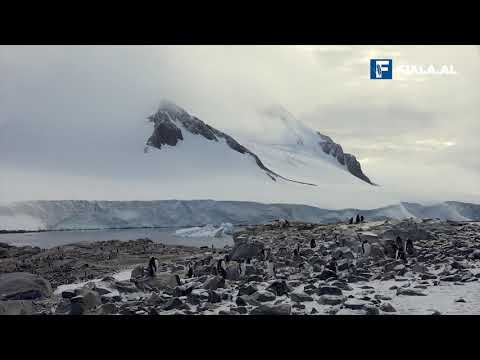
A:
[0,45,479,206]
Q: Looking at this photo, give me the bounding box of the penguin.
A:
[175,274,182,286]
[406,238,414,255]
[348,217,353,225]
[355,214,360,224]
[217,258,223,272]
[360,215,365,222]
[310,238,316,249]
[187,265,193,279]
[148,256,157,277]
[395,236,405,260]
[219,266,227,279]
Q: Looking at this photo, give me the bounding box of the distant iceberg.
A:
[175,223,234,238]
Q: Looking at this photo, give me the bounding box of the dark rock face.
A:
[317,132,374,185]
[290,292,313,303]
[230,241,264,261]
[146,101,316,187]
[238,284,259,297]
[317,286,343,296]
[267,280,292,296]
[317,295,345,306]
[379,302,396,313]
[0,272,52,300]
[202,276,225,291]
[251,290,276,302]
[162,297,184,311]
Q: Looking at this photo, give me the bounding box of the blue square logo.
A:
[370,59,393,79]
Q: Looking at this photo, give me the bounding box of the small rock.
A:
[235,296,248,307]
[250,290,276,302]
[162,297,184,311]
[317,286,343,296]
[61,289,76,299]
[97,303,118,315]
[250,304,291,315]
[379,302,396,312]
[289,291,313,303]
[317,295,345,306]
[238,284,258,297]
[364,304,380,315]
[202,276,225,291]
[343,299,368,310]
[396,288,427,296]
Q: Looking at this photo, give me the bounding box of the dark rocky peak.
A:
[317,132,375,185]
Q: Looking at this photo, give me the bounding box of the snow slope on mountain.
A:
[1,200,479,231]
[242,106,374,185]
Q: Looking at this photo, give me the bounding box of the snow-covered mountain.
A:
[144,101,373,187]
[1,200,479,231]
[145,100,315,186]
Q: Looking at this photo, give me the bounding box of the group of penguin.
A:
[349,214,365,224]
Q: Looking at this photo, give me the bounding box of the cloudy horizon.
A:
[0,45,479,208]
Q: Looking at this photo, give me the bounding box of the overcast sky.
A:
[0,45,479,207]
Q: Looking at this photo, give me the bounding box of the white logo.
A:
[396,64,457,76]
[375,60,391,79]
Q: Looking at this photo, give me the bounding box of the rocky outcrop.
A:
[317,132,374,185]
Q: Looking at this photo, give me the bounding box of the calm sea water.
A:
[0,228,234,249]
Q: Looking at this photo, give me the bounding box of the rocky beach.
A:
[2,218,480,315]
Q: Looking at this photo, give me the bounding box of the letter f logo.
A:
[370,59,393,79]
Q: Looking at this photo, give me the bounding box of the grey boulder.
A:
[0,272,52,300]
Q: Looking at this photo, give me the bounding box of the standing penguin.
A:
[187,264,194,278]
[355,214,360,224]
[148,256,157,277]
[406,238,415,255]
[395,236,404,260]
[310,238,316,248]
[348,217,353,225]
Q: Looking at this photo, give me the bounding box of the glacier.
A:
[1,200,479,231]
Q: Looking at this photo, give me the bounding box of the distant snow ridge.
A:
[146,100,316,186]
[1,200,480,231]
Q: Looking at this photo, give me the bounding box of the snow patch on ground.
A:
[54,268,133,295]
